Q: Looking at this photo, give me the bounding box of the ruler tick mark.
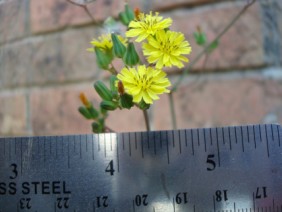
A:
[247,126,250,143]
[259,125,262,142]
[135,132,138,150]
[240,126,245,152]
[166,131,170,164]
[67,138,70,168]
[271,124,274,141]
[265,125,270,158]
[204,129,207,152]
[122,133,125,151]
[80,135,82,159]
[228,127,232,150]
[104,134,107,158]
[216,128,221,167]
[98,135,101,152]
[235,127,238,144]
[154,132,157,155]
[277,125,281,147]
[197,129,200,146]
[185,130,188,147]
[222,128,226,145]
[116,135,120,172]
[179,130,182,154]
[147,133,150,149]
[191,130,195,155]
[141,133,144,158]
[129,134,132,156]
[210,128,212,145]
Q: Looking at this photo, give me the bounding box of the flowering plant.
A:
[74,1,256,133]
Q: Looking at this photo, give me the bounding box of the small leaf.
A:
[207,40,219,53]
[193,31,207,46]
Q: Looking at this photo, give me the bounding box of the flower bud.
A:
[111,33,126,58]
[125,4,135,22]
[92,122,103,133]
[123,42,139,66]
[118,3,134,26]
[95,47,111,69]
[120,93,133,109]
[100,100,118,111]
[94,80,113,101]
[78,106,92,119]
[138,100,150,110]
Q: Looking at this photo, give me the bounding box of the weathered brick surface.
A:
[151,0,219,11]
[0,0,28,44]
[30,84,145,135]
[30,0,143,33]
[0,27,101,89]
[0,93,27,135]
[154,74,282,130]
[168,1,264,71]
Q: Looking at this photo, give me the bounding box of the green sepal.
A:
[78,106,92,119]
[100,100,118,111]
[120,93,134,109]
[111,33,126,58]
[123,42,139,67]
[95,47,112,70]
[193,31,207,46]
[138,100,150,110]
[109,75,118,92]
[94,81,113,101]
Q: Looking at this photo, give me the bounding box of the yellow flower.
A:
[87,34,126,52]
[126,12,172,42]
[117,65,171,104]
[143,30,192,69]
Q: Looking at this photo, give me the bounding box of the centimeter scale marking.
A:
[0,124,282,212]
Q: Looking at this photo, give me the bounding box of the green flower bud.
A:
[125,4,135,23]
[138,100,150,110]
[94,81,113,101]
[88,105,99,119]
[120,93,134,109]
[92,122,103,133]
[100,100,118,111]
[95,47,111,70]
[119,12,129,26]
[123,42,139,67]
[78,106,92,119]
[111,33,126,58]
[118,4,134,26]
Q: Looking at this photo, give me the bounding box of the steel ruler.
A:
[0,124,282,212]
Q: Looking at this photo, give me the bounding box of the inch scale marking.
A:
[0,124,282,212]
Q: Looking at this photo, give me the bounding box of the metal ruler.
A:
[0,124,282,212]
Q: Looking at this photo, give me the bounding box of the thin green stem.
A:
[143,110,151,132]
[168,92,177,130]
[172,0,256,92]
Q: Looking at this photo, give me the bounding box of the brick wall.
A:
[0,0,281,136]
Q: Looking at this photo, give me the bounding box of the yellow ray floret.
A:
[87,34,126,52]
[143,30,192,69]
[117,65,171,104]
[126,12,172,42]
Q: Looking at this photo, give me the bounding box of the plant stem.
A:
[168,92,177,130]
[172,0,256,92]
[143,109,151,132]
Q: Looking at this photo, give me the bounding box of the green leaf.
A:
[207,40,219,53]
[193,31,207,46]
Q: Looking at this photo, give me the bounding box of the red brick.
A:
[0,0,28,44]
[152,0,220,11]
[167,1,264,71]
[30,0,143,33]
[30,84,145,135]
[154,74,282,130]
[0,27,100,89]
[0,93,28,135]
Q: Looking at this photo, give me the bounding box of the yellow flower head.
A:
[143,30,192,69]
[126,12,172,42]
[87,34,126,52]
[117,65,171,104]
